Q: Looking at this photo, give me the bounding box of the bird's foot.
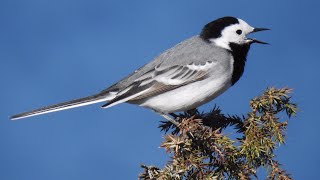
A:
[186,109,198,116]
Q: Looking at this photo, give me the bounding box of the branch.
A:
[139,87,297,179]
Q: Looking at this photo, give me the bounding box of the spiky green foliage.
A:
[139,87,296,180]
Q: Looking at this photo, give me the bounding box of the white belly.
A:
[138,75,232,113]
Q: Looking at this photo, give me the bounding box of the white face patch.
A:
[210,18,254,50]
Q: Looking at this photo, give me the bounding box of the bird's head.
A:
[200,16,269,50]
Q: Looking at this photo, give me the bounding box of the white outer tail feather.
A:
[10,93,114,120]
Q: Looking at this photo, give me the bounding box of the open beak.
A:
[252,28,270,33]
[247,28,270,44]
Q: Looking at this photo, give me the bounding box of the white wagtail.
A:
[11,16,269,121]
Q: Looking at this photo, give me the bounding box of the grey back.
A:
[101,36,231,94]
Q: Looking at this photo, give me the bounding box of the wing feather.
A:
[101,61,214,108]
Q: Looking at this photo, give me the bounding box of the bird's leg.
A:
[169,112,179,118]
[158,113,180,127]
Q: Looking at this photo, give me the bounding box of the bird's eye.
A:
[236,29,242,35]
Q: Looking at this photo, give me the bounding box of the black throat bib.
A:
[229,43,251,85]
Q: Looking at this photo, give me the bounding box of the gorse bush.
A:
[139,87,296,180]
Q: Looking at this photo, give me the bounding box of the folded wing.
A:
[101,61,214,108]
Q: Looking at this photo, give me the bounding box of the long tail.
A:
[10,93,112,120]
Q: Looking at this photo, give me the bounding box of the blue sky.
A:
[1,0,319,179]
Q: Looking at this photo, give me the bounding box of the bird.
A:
[10,16,269,122]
